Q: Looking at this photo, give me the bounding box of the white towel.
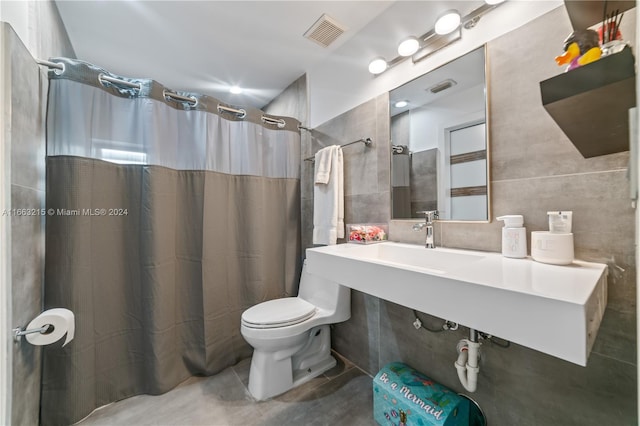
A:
[314,146,333,184]
[313,146,344,245]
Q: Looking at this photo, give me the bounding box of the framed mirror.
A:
[390,46,490,222]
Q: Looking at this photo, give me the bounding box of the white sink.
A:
[354,243,485,273]
[306,242,607,366]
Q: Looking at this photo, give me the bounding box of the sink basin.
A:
[350,243,485,273]
[306,242,607,366]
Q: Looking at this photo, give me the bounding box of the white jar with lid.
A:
[496,215,527,258]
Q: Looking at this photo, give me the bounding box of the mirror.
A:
[390,46,489,221]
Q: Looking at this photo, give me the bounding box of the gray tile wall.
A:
[311,6,636,425]
[3,3,74,423]
[262,74,309,259]
[303,94,391,251]
[4,22,46,426]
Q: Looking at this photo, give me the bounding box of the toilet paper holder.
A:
[12,324,53,342]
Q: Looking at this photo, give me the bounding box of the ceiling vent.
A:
[428,79,458,94]
[304,14,347,48]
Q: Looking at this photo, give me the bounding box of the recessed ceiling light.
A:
[230,86,243,94]
[394,100,409,108]
[435,10,461,35]
[485,0,505,4]
[368,57,388,75]
[397,37,420,57]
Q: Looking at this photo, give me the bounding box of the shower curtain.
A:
[41,59,301,425]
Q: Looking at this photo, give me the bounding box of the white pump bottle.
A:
[496,215,527,258]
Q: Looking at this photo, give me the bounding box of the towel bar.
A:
[304,138,373,162]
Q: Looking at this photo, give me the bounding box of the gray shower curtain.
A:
[41,59,301,425]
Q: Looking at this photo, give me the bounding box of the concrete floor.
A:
[77,352,376,426]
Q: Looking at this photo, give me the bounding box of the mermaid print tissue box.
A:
[373,362,469,426]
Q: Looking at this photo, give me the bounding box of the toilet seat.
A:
[241,298,317,329]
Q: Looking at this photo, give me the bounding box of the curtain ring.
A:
[163,89,198,108]
[53,62,65,76]
[261,116,286,128]
[217,104,246,119]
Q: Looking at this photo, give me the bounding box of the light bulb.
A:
[230,86,243,94]
[368,57,388,75]
[397,37,420,57]
[435,10,461,35]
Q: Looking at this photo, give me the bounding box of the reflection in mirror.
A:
[390,46,489,221]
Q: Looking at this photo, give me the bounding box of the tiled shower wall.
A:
[262,73,309,272]
[303,94,392,249]
[2,3,75,424]
[305,6,637,425]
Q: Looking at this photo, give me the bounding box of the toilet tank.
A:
[298,261,350,323]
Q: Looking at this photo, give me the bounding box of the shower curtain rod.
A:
[36,59,64,71]
[36,59,141,90]
[304,138,373,162]
[36,58,289,125]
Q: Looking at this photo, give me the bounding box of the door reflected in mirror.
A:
[390,45,489,221]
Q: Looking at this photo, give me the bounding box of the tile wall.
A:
[305,94,392,248]
[262,73,309,267]
[2,3,75,423]
[302,6,637,425]
[4,22,47,425]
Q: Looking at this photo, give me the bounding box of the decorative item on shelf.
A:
[555,29,602,71]
[347,223,388,244]
[539,44,636,158]
[598,7,626,57]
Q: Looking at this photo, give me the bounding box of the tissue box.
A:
[373,362,469,426]
[347,223,388,244]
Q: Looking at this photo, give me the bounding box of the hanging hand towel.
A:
[313,146,344,245]
[336,147,344,239]
[314,145,333,184]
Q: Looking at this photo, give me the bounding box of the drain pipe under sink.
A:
[455,328,481,392]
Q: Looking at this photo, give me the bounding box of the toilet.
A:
[240,260,351,400]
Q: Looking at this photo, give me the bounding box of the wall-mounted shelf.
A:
[539,46,636,158]
[564,1,635,31]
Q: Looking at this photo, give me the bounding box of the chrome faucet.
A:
[413,210,438,248]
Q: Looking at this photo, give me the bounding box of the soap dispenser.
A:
[530,211,574,265]
[496,215,527,258]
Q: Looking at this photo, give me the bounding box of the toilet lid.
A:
[242,298,316,329]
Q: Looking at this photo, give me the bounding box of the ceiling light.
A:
[229,86,243,94]
[397,37,420,57]
[485,0,505,4]
[368,57,388,75]
[435,10,461,35]
[394,100,409,108]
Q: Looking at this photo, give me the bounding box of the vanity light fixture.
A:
[434,10,461,35]
[367,1,507,75]
[397,36,420,57]
[229,86,243,94]
[368,57,388,75]
[394,100,409,108]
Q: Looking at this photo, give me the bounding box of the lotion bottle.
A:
[497,215,527,258]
